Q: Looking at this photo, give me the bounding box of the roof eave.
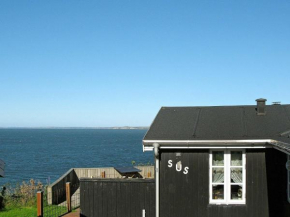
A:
[143,139,290,155]
[142,139,275,152]
[270,140,290,155]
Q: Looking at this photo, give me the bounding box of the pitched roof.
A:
[143,104,290,150]
[0,159,5,177]
[114,167,142,174]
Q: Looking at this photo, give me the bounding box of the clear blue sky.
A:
[0,1,289,127]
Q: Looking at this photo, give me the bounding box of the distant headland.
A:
[0,126,149,130]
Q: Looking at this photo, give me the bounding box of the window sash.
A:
[210,150,246,204]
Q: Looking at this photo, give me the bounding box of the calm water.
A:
[0,129,153,186]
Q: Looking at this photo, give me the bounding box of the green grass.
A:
[0,206,37,217]
[0,205,73,217]
[0,206,78,217]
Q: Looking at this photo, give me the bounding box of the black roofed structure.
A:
[114,166,143,178]
[143,99,290,217]
[114,167,142,174]
[143,100,290,153]
[0,159,5,177]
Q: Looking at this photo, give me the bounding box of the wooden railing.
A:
[37,182,79,217]
[47,166,154,205]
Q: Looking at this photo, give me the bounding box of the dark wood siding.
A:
[160,149,271,217]
[80,178,155,217]
[265,148,290,217]
[79,149,290,217]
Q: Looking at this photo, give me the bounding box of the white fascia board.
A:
[161,146,269,149]
[143,139,273,145]
[143,146,269,152]
[142,139,274,152]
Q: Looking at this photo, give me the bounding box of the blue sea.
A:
[0,129,152,186]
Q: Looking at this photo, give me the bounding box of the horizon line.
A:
[0,126,149,129]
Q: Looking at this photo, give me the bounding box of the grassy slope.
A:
[0,207,37,217]
[0,206,77,217]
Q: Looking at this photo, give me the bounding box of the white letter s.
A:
[183,167,189,174]
[168,160,172,168]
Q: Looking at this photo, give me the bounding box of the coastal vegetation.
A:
[0,179,43,217]
[131,160,154,166]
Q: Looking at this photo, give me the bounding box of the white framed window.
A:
[209,150,246,204]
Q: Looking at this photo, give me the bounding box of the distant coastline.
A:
[0,126,149,130]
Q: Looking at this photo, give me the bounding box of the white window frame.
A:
[288,155,290,203]
[209,149,246,204]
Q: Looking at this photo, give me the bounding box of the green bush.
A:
[1,179,44,210]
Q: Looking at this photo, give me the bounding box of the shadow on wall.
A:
[48,169,79,205]
[265,149,290,217]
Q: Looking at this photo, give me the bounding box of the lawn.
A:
[0,179,78,217]
[0,206,37,217]
[0,205,74,217]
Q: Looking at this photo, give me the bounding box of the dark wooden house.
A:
[143,99,290,217]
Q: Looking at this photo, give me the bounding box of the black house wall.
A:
[78,149,290,217]
[80,179,155,217]
[160,149,290,217]
[265,148,290,217]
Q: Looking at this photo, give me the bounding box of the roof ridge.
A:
[161,104,290,108]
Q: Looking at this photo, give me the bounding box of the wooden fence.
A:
[47,168,79,205]
[37,182,80,217]
[47,166,154,206]
[80,178,155,217]
[75,166,154,179]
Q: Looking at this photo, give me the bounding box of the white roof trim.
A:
[144,146,269,152]
[143,139,290,155]
[143,139,273,144]
[142,139,274,152]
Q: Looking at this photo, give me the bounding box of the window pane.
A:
[231,151,242,166]
[231,185,243,200]
[231,168,243,183]
[212,151,224,166]
[212,168,224,183]
[212,185,224,200]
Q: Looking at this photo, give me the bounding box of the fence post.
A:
[66,182,71,213]
[101,171,106,178]
[37,191,43,217]
[147,171,151,178]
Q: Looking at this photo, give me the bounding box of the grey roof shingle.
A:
[144,104,290,145]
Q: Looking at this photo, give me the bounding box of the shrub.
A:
[1,179,44,210]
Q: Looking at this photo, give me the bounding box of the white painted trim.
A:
[144,146,154,151]
[160,146,267,149]
[143,139,273,145]
[143,139,274,152]
[144,146,269,152]
[209,150,246,205]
